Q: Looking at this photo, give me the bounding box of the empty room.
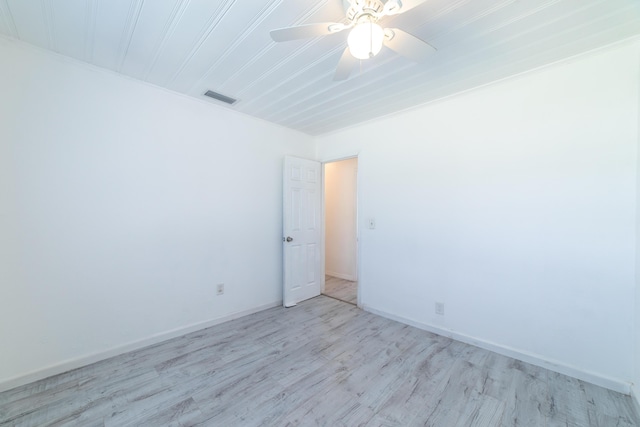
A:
[1,0,640,425]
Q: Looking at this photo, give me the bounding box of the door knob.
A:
[285,236,293,242]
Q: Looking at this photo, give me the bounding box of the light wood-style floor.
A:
[324,275,357,305]
[1,296,638,426]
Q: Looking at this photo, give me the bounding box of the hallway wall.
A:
[324,158,358,281]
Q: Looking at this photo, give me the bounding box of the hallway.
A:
[323,275,357,305]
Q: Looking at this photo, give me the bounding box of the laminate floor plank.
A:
[228,361,353,427]
[547,371,593,427]
[1,296,638,427]
[410,358,489,426]
[285,388,375,427]
[455,394,505,427]
[0,376,78,408]
[359,340,439,411]
[4,367,160,427]
[10,392,110,427]
[324,276,357,304]
[452,358,513,427]
[373,340,471,425]
[473,352,514,401]
[498,368,548,426]
[602,387,640,425]
[124,397,202,427]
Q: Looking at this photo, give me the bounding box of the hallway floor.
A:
[324,275,357,305]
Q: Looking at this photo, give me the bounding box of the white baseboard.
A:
[362,304,632,395]
[0,301,282,394]
[326,270,357,281]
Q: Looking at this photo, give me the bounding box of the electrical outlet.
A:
[435,302,444,315]
[216,283,224,296]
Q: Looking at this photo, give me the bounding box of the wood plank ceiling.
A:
[0,0,638,136]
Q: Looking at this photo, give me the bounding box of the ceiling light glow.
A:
[347,21,384,59]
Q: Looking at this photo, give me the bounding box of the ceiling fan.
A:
[270,0,435,81]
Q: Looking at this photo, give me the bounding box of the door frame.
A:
[320,154,361,307]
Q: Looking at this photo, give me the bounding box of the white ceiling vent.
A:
[204,90,237,105]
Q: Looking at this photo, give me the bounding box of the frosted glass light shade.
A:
[347,22,384,60]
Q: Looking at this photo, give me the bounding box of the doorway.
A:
[323,157,358,305]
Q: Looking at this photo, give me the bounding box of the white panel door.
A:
[283,156,322,307]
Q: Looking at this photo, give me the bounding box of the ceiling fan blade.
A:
[397,0,428,13]
[334,47,357,81]
[383,0,427,15]
[270,22,345,42]
[383,28,436,62]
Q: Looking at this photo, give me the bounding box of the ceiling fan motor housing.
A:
[270,0,434,80]
[346,0,387,22]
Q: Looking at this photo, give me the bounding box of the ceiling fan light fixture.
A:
[347,21,384,59]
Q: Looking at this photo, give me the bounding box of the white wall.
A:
[635,65,640,408]
[0,37,314,390]
[316,41,640,392]
[635,260,640,408]
[325,158,358,281]
[2,33,639,399]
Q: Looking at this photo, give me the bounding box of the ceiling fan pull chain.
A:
[368,21,371,57]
